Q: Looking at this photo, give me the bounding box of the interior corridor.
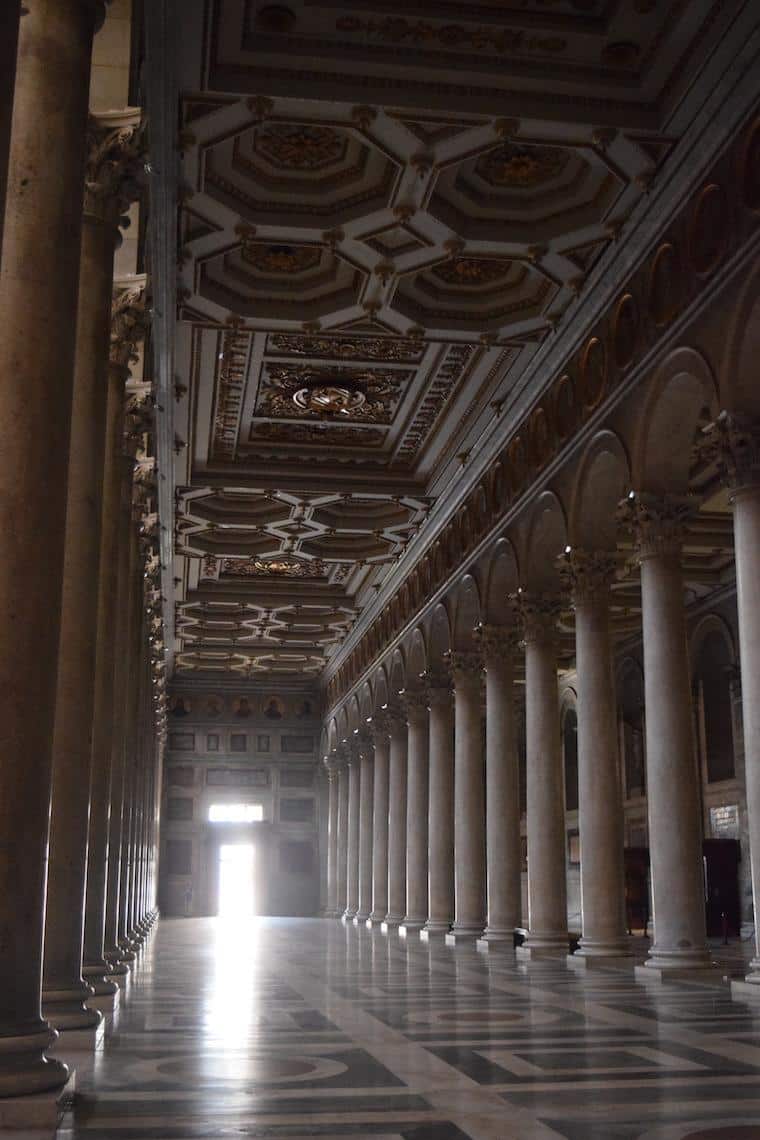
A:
[58,919,760,1140]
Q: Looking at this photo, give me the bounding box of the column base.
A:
[42,984,102,1033]
[82,962,119,997]
[398,921,425,938]
[516,932,569,959]
[365,916,386,930]
[567,952,635,970]
[635,962,723,984]
[445,926,482,946]
[341,909,358,922]
[86,986,120,1015]
[476,934,516,953]
[638,944,716,978]
[381,916,403,933]
[47,1018,105,1053]
[731,975,760,1001]
[0,1026,69,1098]
[0,1070,74,1130]
[420,922,451,941]
[354,911,371,925]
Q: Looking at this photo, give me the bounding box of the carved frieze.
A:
[267,332,425,363]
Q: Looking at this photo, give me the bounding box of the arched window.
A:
[563,706,579,812]
[695,630,735,783]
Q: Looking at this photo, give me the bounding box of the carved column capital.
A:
[84,110,145,225]
[558,548,617,605]
[369,710,390,741]
[700,412,760,495]
[516,592,562,646]
[404,688,429,726]
[475,621,520,665]
[334,743,349,769]
[111,277,149,372]
[617,492,693,562]
[422,669,452,709]
[386,697,408,734]
[447,650,483,688]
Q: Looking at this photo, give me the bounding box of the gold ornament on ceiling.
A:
[220,557,326,578]
[241,241,322,274]
[260,364,406,424]
[476,143,567,189]
[433,256,519,287]
[253,124,346,171]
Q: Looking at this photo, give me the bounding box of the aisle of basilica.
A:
[3,0,760,1136]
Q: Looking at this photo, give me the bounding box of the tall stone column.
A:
[424,674,455,936]
[325,761,340,917]
[478,623,522,944]
[356,730,374,923]
[384,704,408,927]
[447,652,486,942]
[335,749,349,916]
[345,745,361,920]
[368,713,390,927]
[401,691,429,933]
[43,113,143,1032]
[518,595,568,957]
[86,284,148,983]
[0,0,103,1096]
[561,552,630,960]
[623,494,711,973]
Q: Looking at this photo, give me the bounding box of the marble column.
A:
[401,691,429,933]
[625,494,711,973]
[368,713,390,927]
[325,761,340,917]
[384,704,408,928]
[562,552,630,960]
[0,0,102,1096]
[335,749,350,917]
[447,652,486,942]
[518,595,568,957]
[478,623,522,944]
[356,731,374,923]
[345,746,361,920]
[717,420,760,989]
[43,113,143,1032]
[424,674,455,936]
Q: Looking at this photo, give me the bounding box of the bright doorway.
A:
[218,843,256,918]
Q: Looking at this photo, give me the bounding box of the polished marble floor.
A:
[54,918,760,1139]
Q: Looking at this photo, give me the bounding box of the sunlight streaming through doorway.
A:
[218,843,255,918]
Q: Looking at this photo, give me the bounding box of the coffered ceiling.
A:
[166,0,750,679]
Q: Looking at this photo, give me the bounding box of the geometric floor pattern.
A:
[57,918,760,1139]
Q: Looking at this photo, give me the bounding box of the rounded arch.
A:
[690,613,737,785]
[373,664,389,712]
[452,573,482,649]
[569,430,631,551]
[406,627,427,686]
[559,686,579,814]
[721,260,760,414]
[336,704,349,745]
[389,647,406,696]
[327,718,338,754]
[347,694,361,734]
[522,490,568,592]
[427,602,452,671]
[359,680,373,721]
[689,612,737,671]
[632,346,718,493]
[482,537,519,623]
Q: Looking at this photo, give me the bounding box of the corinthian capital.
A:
[475,618,520,663]
[84,109,145,224]
[446,650,482,687]
[516,592,561,646]
[700,411,760,494]
[404,688,429,724]
[369,710,390,741]
[617,492,692,562]
[558,549,617,605]
[111,276,149,371]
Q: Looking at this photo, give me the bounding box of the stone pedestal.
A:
[424,675,454,936]
[562,552,630,960]
[519,595,568,956]
[626,495,712,972]
[0,0,101,1097]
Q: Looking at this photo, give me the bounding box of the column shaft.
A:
[425,682,454,933]
[325,767,340,916]
[481,630,521,940]
[336,760,349,915]
[403,697,429,930]
[356,740,374,922]
[0,0,99,1095]
[345,755,361,919]
[385,715,408,925]
[521,600,568,954]
[450,655,486,938]
[369,724,390,924]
